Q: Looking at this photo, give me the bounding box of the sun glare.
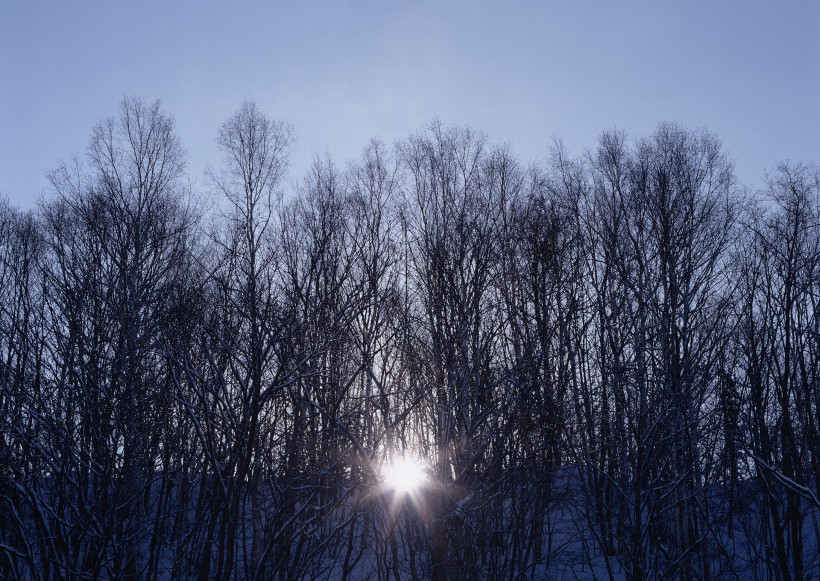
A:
[383,456,427,494]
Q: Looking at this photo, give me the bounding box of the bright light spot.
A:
[383,456,427,494]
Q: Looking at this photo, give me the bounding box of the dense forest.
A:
[1,97,818,580]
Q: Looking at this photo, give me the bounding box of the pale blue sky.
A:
[2,1,818,207]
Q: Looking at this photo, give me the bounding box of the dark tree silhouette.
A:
[1,100,818,580]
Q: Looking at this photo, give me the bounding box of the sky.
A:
[2,1,819,208]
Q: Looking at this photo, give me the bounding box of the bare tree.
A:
[0,200,46,579]
[399,121,511,579]
[174,101,293,580]
[0,97,196,580]
[736,163,820,581]
[3,104,818,580]
[564,124,738,580]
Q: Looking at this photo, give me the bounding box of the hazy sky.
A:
[2,1,818,208]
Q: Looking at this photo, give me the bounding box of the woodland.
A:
[0,97,819,580]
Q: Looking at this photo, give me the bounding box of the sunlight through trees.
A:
[0,98,818,580]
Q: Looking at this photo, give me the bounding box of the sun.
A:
[383,455,427,494]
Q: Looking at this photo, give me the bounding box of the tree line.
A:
[0,97,818,580]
